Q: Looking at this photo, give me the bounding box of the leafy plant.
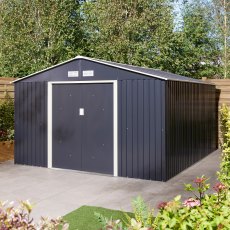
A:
[154,178,229,229]
[0,200,69,229]
[97,177,230,230]
[131,196,154,229]
[184,175,210,204]
[219,104,230,188]
[154,191,230,229]
[0,93,14,141]
[95,212,123,230]
[95,196,154,230]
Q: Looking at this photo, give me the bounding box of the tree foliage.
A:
[212,0,230,78]
[0,0,84,77]
[0,0,228,78]
[0,94,14,141]
[81,0,223,78]
[82,0,175,69]
[167,0,222,78]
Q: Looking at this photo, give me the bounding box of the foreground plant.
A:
[0,200,69,230]
[95,212,123,230]
[155,176,229,229]
[219,104,230,188]
[184,175,210,205]
[97,177,230,230]
[154,192,230,229]
[95,196,154,230]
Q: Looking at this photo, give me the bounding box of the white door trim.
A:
[47,80,118,176]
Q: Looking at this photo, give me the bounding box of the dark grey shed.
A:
[14,56,218,181]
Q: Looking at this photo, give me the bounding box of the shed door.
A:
[52,83,113,174]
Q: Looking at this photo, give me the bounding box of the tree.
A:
[213,0,230,78]
[0,0,85,77]
[0,0,225,79]
[167,0,222,78]
[82,0,223,78]
[82,0,175,69]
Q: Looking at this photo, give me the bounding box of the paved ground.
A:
[0,150,220,221]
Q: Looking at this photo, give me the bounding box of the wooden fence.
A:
[1,77,230,105]
[0,78,16,101]
[0,76,229,145]
[203,78,230,107]
[202,78,230,145]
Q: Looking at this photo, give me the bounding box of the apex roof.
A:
[13,56,207,84]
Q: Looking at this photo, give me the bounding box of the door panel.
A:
[52,84,82,170]
[52,83,113,174]
[81,84,113,174]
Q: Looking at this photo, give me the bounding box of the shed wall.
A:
[14,78,166,181]
[165,81,218,180]
[118,79,166,181]
[14,82,47,167]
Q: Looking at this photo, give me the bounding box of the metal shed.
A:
[14,56,218,181]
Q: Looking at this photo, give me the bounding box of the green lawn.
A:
[63,206,134,230]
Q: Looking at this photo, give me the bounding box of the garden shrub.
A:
[98,177,230,230]
[0,200,69,229]
[219,104,230,188]
[154,178,230,230]
[0,93,14,141]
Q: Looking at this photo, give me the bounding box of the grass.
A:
[63,205,134,230]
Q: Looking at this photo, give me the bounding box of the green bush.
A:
[154,180,230,229]
[0,94,14,141]
[219,104,230,188]
[98,177,230,230]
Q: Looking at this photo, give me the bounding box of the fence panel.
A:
[0,78,17,101]
[203,79,230,107]
[203,78,230,145]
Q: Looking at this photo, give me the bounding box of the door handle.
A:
[79,108,84,116]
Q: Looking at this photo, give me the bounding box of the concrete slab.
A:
[0,150,220,221]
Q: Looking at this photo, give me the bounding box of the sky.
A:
[173,0,184,29]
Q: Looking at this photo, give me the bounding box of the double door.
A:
[52,83,113,174]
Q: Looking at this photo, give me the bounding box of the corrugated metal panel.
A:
[14,82,47,167]
[14,83,21,164]
[118,79,166,181]
[149,80,156,179]
[165,81,217,180]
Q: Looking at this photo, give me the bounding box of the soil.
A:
[0,141,14,163]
